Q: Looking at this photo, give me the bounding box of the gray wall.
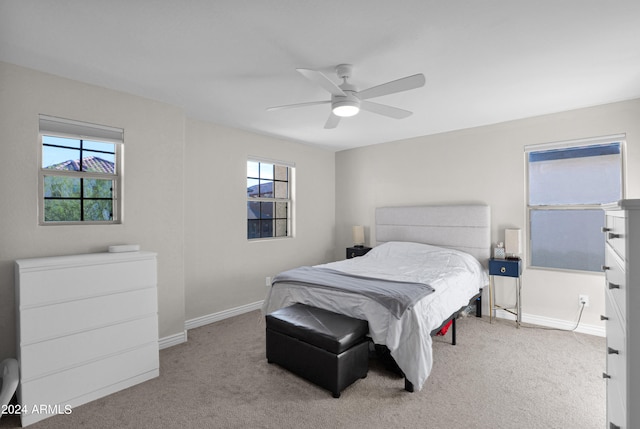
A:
[183,118,336,321]
[0,62,186,359]
[335,98,640,330]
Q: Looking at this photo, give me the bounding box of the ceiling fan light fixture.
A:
[332,100,360,117]
[267,65,425,128]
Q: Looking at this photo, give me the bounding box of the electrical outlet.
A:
[579,294,590,307]
[265,276,272,287]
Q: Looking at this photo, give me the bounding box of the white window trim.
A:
[38,115,124,225]
[247,156,295,241]
[524,134,626,273]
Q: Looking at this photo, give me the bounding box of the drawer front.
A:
[20,342,159,412]
[18,258,157,307]
[489,260,521,278]
[604,246,627,322]
[20,316,158,381]
[19,287,158,345]
[605,296,627,410]
[605,213,626,261]
[607,379,626,429]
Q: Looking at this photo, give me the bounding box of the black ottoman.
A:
[266,303,369,398]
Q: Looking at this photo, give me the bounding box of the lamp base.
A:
[353,245,364,248]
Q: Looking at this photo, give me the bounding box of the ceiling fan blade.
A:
[324,112,341,129]
[297,68,346,96]
[357,73,426,100]
[360,100,413,119]
[266,100,330,111]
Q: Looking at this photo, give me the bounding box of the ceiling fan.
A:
[267,64,426,129]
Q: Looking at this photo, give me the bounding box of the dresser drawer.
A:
[489,259,521,278]
[20,342,159,417]
[604,246,627,322]
[606,296,627,410]
[605,213,626,261]
[19,287,158,344]
[20,316,158,381]
[608,379,626,429]
[17,257,157,307]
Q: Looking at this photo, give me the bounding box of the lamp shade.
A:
[352,225,365,247]
[505,228,522,257]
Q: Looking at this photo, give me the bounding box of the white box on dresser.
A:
[603,200,640,429]
[15,251,159,427]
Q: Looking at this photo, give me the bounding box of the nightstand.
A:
[346,246,372,259]
[488,258,522,328]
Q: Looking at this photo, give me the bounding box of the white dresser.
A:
[15,251,159,427]
[603,200,640,429]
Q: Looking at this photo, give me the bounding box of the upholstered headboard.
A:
[375,204,491,266]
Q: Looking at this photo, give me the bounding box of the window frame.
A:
[38,115,123,225]
[525,135,625,273]
[247,156,294,241]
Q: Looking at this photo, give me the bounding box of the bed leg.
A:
[476,294,482,318]
[451,317,457,346]
[404,378,415,392]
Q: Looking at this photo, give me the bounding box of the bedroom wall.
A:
[183,118,336,322]
[335,98,640,332]
[0,62,186,360]
[0,61,336,361]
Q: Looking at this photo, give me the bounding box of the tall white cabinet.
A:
[603,200,640,429]
[15,251,159,427]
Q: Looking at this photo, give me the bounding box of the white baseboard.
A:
[493,309,605,337]
[158,301,264,350]
[161,302,604,350]
[184,300,264,331]
[159,330,188,350]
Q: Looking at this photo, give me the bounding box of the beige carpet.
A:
[1,311,605,429]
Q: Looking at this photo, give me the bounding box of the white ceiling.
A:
[2,1,640,151]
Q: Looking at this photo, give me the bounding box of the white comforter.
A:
[262,241,489,391]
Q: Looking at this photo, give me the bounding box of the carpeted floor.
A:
[1,310,605,429]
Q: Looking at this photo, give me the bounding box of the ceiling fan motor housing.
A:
[335,63,353,80]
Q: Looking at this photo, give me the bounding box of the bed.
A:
[262,204,490,392]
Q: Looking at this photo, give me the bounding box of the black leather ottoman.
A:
[266,303,369,398]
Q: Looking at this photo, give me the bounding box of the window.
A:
[247,158,293,239]
[526,136,624,272]
[39,115,123,224]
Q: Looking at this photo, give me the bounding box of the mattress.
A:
[262,241,489,391]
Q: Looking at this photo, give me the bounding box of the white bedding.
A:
[262,241,489,391]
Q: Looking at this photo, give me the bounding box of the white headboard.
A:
[375,204,491,266]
